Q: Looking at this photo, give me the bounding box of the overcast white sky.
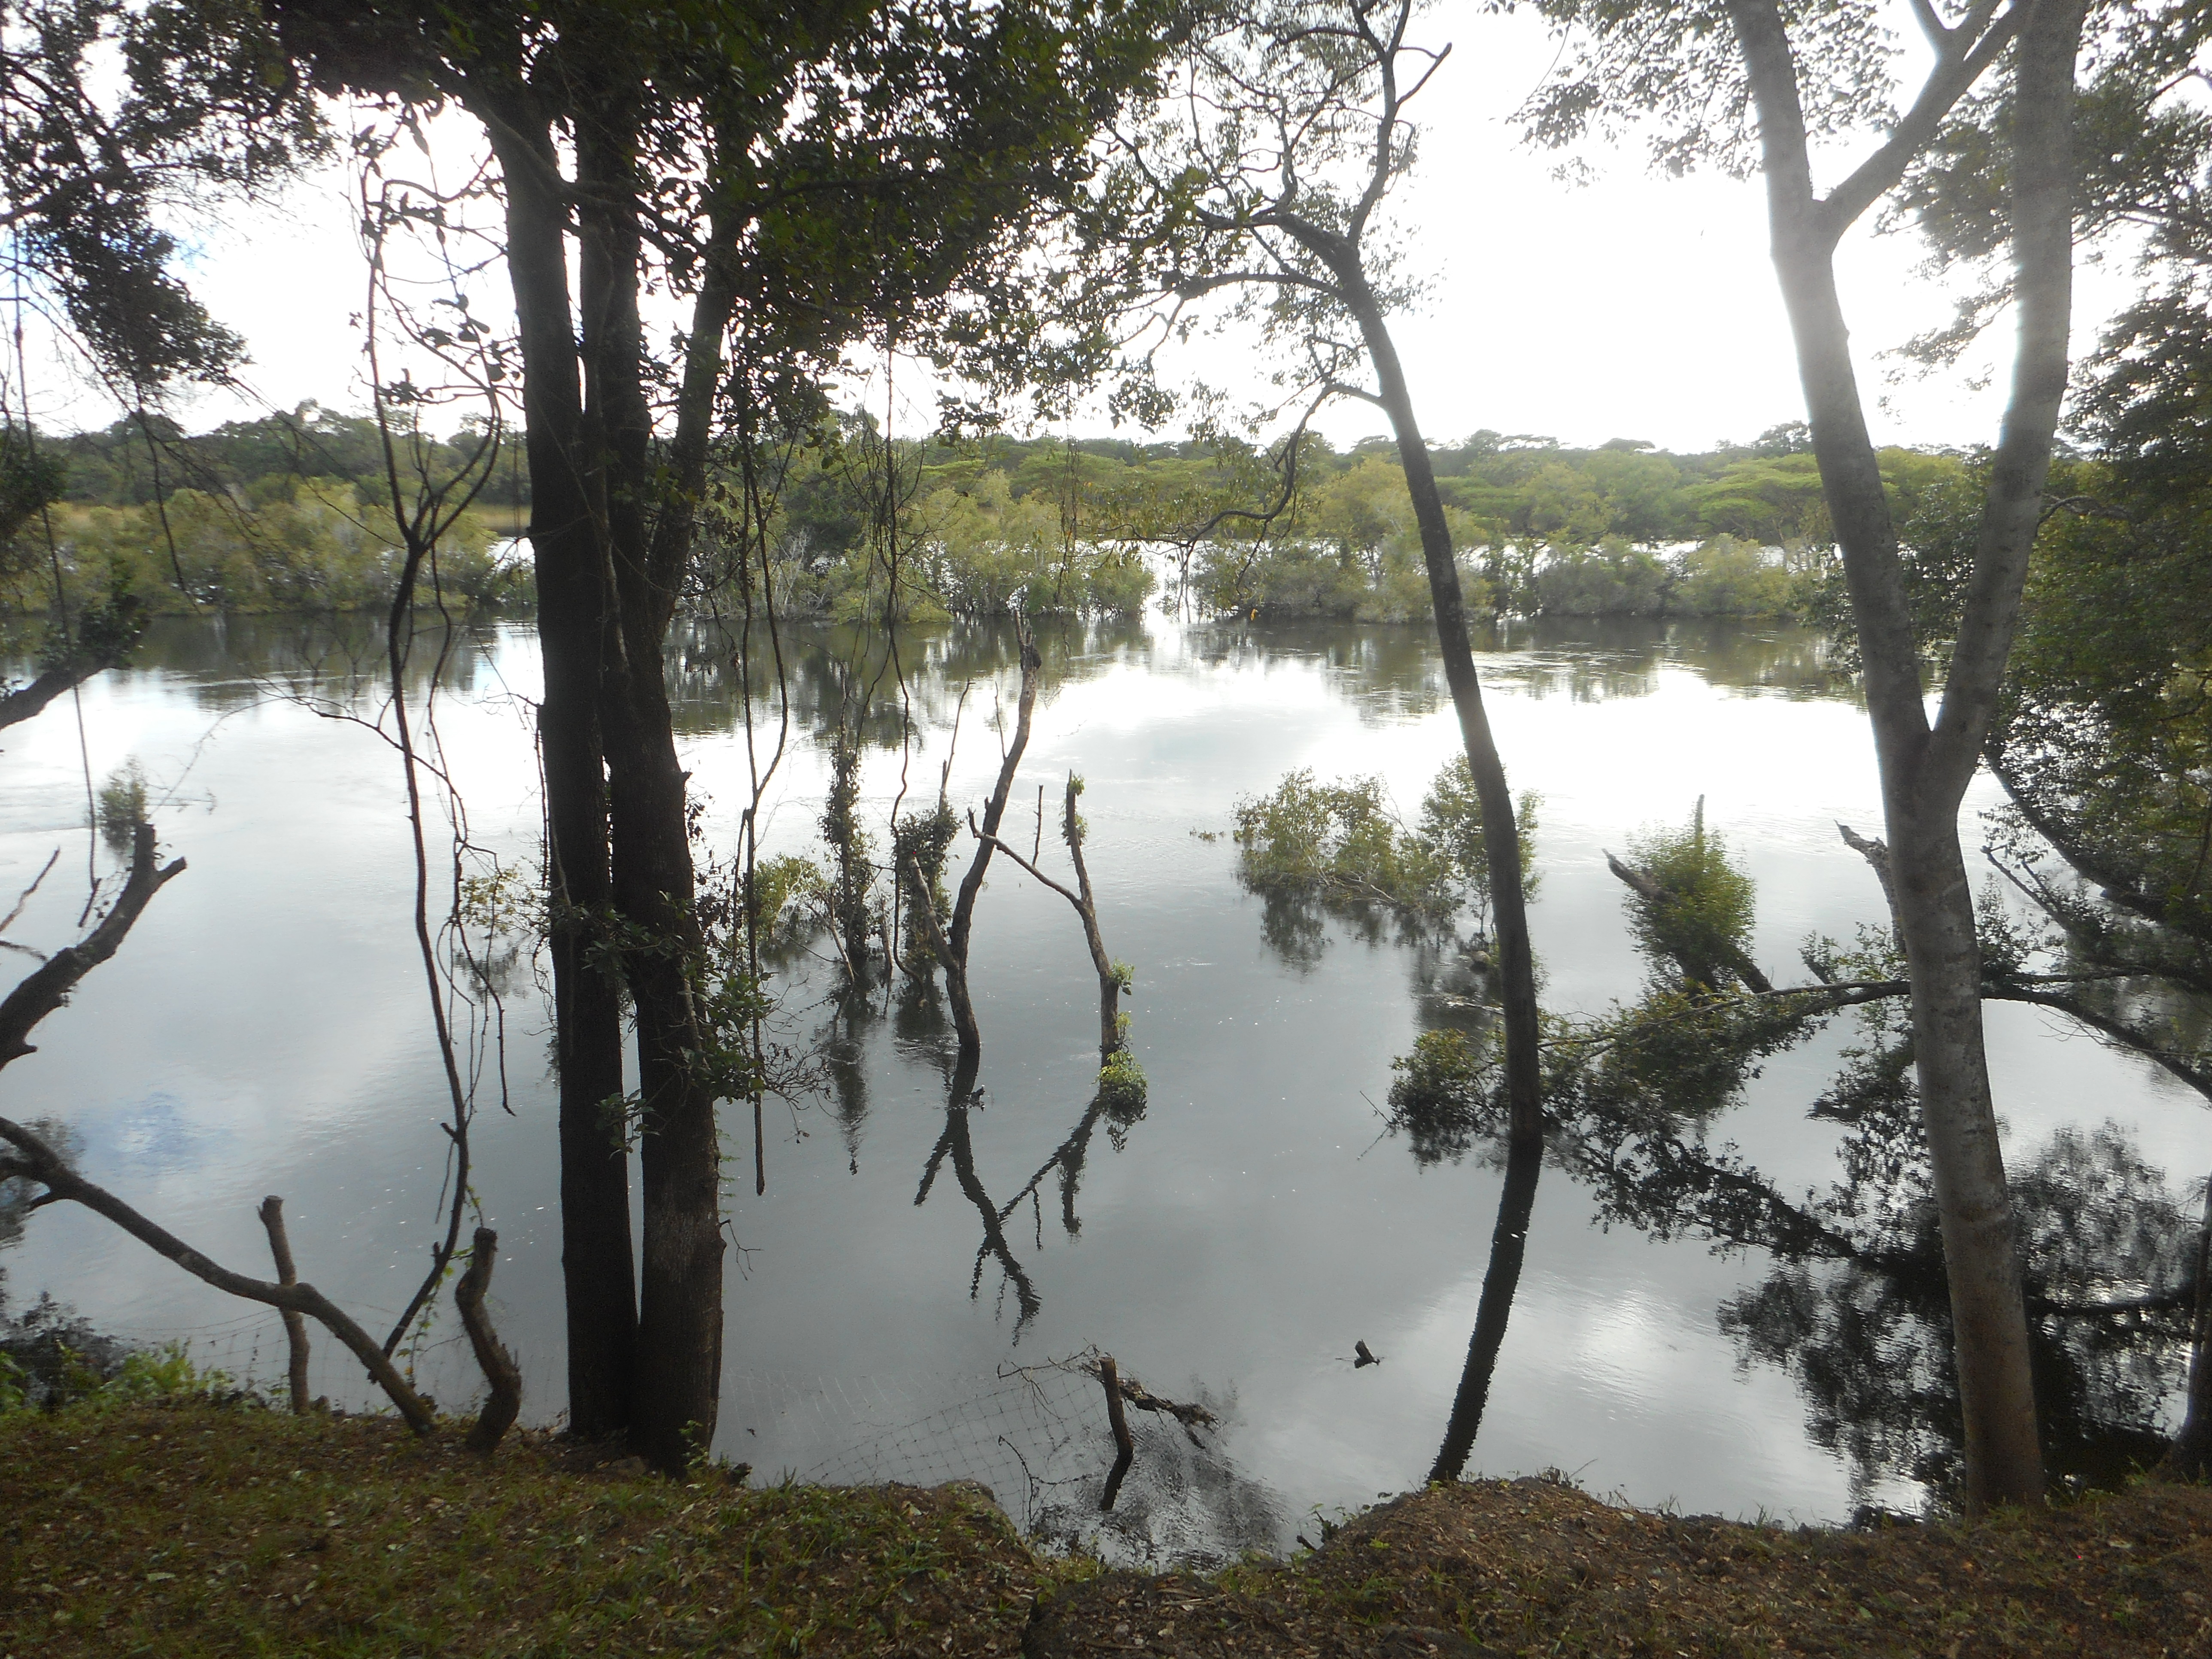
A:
[24,2,2144,455]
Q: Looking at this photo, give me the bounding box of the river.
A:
[2,613,2201,1559]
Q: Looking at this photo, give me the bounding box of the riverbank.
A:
[4,1404,2209,1657]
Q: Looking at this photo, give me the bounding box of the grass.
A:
[6,1404,2212,1658]
[1,1404,1068,1657]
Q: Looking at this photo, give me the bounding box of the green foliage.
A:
[820,731,875,975]
[97,759,149,853]
[1234,769,1442,913]
[1385,1028,1493,1168]
[1622,801,1759,989]
[0,1289,234,1417]
[1416,758,1540,935]
[9,478,513,617]
[1097,1048,1149,1118]
[3,0,325,389]
[0,420,67,568]
[890,803,959,972]
[744,852,831,959]
[1234,763,1537,940]
[1534,538,1668,616]
[1671,535,1798,616]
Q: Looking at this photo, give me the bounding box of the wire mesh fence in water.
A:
[792,1355,1287,1567]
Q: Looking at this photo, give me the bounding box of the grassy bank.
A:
[4,1404,2209,1657]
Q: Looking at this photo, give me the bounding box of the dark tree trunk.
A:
[1337,277,1544,1155]
[1726,0,2084,1508]
[574,97,728,1476]
[2159,1176,2212,1480]
[479,105,637,1446]
[939,625,1043,1065]
[1428,1136,1542,1483]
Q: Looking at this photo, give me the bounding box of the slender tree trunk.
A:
[1429,1137,1542,1483]
[257,1195,313,1414]
[1338,278,1543,1154]
[1726,0,2083,1507]
[576,100,726,1477]
[939,624,1043,1065]
[1062,777,1123,1061]
[2158,1171,2212,1480]
[480,107,637,1445]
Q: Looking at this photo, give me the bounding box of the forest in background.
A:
[9,402,1985,626]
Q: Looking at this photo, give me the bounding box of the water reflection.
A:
[119,612,509,711]
[1383,817,2209,1505]
[15,606,2181,1551]
[653,612,1848,749]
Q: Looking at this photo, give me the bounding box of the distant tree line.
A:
[8,405,1983,626]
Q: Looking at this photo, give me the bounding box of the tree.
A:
[1124,0,1547,1481]
[1138,0,1544,1144]
[275,0,1177,1471]
[2,0,322,714]
[1524,0,2087,1507]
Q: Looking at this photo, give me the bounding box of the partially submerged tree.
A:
[1129,0,1544,1149]
[276,0,1178,1470]
[1524,0,2090,1506]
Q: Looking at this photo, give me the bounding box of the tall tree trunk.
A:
[576,97,727,1477]
[1349,280,1547,1486]
[1429,1136,1542,1483]
[1726,0,2083,1508]
[480,104,636,1444]
[1339,278,1543,1155]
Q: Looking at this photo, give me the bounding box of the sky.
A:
[21,2,2146,456]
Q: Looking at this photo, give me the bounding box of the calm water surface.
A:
[2,614,2201,1556]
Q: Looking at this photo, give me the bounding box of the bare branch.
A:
[0,822,183,1070]
[0,1117,434,1431]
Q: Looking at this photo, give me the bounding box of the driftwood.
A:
[258,1196,313,1414]
[1083,1354,1218,1443]
[455,1226,523,1452]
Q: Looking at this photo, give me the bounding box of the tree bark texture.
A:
[1726,0,2084,1507]
[456,1226,525,1453]
[479,100,637,1447]
[577,94,726,1476]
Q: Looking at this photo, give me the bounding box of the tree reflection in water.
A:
[902,1019,1150,1340]
[1383,802,2209,1507]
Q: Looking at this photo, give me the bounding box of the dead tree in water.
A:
[969,772,1130,1063]
[0,1116,437,1431]
[0,821,523,1438]
[908,620,1042,1063]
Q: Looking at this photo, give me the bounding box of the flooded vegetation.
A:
[5,610,2205,1558]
